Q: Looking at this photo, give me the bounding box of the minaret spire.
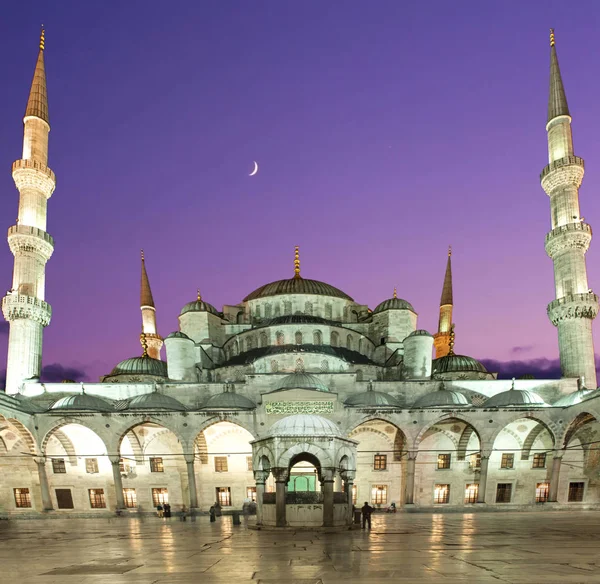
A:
[139,251,163,360]
[433,246,454,358]
[541,30,598,387]
[294,245,301,279]
[2,30,55,393]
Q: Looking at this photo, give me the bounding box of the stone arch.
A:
[5,417,37,455]
[112,417,188,454]
[194,416,258,442]
[563,412,598,448]
[0,435,7,454]
[125,429,145,463]
[488,412,558,455]
[252,444,275,471]
[278,442,334,469]
[414,415,483,451]
[41,417,110,456]
[344,415,408,437]
[521,424,551,461]
[457,426,475,461]
[421,426,459,449]
[349,426,394,448]
[50,429,78,465]
[195,432,208,464]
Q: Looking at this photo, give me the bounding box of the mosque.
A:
[1,29,600,524]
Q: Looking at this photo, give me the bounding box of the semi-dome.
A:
[110,356,168,378]
[274,372,329,393]
[553,389,593,407]
[373,297,415,314]
[165,331,193,340]
[201,390,256,410]
[485,387,547,408]
[407,329,433,338]
[244,277,352,302]
[180,297,219,316]
[50,393,112,412]
[345,389,401,408]
[432,354,488,374]
[412,388,469,408]
[268,414,342,437]
[128,392,186,411]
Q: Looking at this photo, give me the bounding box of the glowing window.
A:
[374,454,387,471]
[371,485,387,505]
[246,456,253,471]
[464,483,478,504]
[437,453,451,469]
[352,484,357,505]
[434,484,450,504]
[214,456,228,472]
[532,453,546,468]
[123,488,137,508]
[247,487,257,502]
[150,457,164,473]
[89,489,106,509]
[152,488,168,506]
[216,487,231,506]
[469,453,481,469]
[13,488,31,508]
[500,453,514,469]
[536,482,549,503]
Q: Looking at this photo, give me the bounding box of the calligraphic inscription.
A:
[265,401,335,415]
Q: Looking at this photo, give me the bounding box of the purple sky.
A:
[1,1,600,382]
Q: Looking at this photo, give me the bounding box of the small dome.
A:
[165,331,193,341]
[413,388,469,408]
[432,354,488,374]
[485,388,547,408]
[110,356,168,378]
[180,299,219,316]
[244,277,352,302]
[275,372,329,393]
[553,390,593,407]
[12,394,47,413]
[407,329,433,338]
[268,414,342,437]
[50,393,112,412]
[201,391,256,410]
[128,392,186,411]
[373,297,415,314]
[345,390,401,408]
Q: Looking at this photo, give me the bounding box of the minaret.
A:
[541,29,598,387]
[433,247,453,358]
[2,29,55,394]
[140,250,163,359]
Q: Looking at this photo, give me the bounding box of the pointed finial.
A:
[197,288,202,301]
[40,26,45,51]
[141,249,145,262]
[448,324,455,356]
[294,246,301,278]
[550,28,555,47]
[140,333,149,357]
[448,245,452,257]
[511,377,516,390]
[393,286,397,299]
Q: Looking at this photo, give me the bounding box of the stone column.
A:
[273,468,289,527]
[321,469,335,527]
[254,470,269,525]
[109,456,126,510]
[34,457,53,511]
[548,453,564,502]
[477,454,490,504]
[404,450,418,505]
[334,474,342,492]
[341,470,355,525]
[184,454,198,509]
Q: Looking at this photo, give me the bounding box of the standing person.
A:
[209,505,216,523]
[214,501,222,518]
[156,503,164,518]
[242,500,250,525]
[164,502,171,518]
[361,501,373,530]
[180,505,187,522]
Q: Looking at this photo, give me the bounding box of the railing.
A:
[286,492,323,504]
[547,292,598,312]
[545,222,592,243]
[540,155,584,180]
[12,158,55,180]
[8,224,54,246]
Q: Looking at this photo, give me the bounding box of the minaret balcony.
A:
[547,292,598,326]
[2,293,52,326]
[7,225,54,261]
[544,222,592,258]
[12,159,56,199]
[540,155,584,194]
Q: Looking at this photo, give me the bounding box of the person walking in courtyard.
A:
[361,501,373,529]
[156,503,164,518]
[214,501,222,518]
[163,502,171,518]
[209,504,216,523]
[180,505,187,522]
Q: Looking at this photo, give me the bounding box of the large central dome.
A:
[244,276,353,302]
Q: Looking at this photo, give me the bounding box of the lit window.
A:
[152,488,169,507]
[374,454,387,471]
[469,453,481,469]
[52,458,66,474]
[214,456,228,472]
[89,489,106,509]
[371,485,387,505]
[500,453,514,469]
[123,488,137,508]
[434,484,450,504]
[85,458,99,474]
[14,488,31,508]
[464,483,479,504]
[536,482,549,503]
[247,487,257,502]
[246,456,253,471]
[216,487,231,506]
[437,453,451,470]
[352,484,357,505]
[568,482,585,502]
[496,483,512,503]
[150,457,164,473]
[532,453,546,468]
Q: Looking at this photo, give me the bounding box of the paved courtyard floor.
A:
[1,511,600,583]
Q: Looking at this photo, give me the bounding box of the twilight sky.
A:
[1,1,600,383]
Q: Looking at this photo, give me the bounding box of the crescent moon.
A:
[249,161,259,176]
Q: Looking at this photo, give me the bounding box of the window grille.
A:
[568,482,585,502]
[532,453,546,468]
[13,488,31,508]
[536,482,549,503]
[371,485,387,505]
[150,457,164,473]
[216,487,231,506]
[123,488,137,508]
[464,483,479,504]
[89,489,106,509]
[52,458,66,474]
[496,483,512,503]
[500,453,514,469]
[152,488,168,506]
[437,453,451,469]
[214,456,228,472]
[373,454,387,471]
[85,458,99,474]
[434,484,450,504]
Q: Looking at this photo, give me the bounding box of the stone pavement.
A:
[1,511,600,583]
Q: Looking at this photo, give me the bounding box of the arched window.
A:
[358,338,364,354]
[321,360,329,372]
[295,358,305,373]
[351,310,359,323]
[313,330,323,345]
[304,301,313,315]
[276,331,285,346]
[271,360,279,373]
[273,304,280,316]
[346,335,354,351]
[255,305,261,318]
[295,331,303,345]
[246,336,254,350]
[330,331,339,347]
[236,311,244,324]
[259,332,268,347]
[356,369,363,381]
[265,304,272,318]
[325,304,332,320]
[283,301,292,315]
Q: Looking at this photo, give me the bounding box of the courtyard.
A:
[1,512,600,583]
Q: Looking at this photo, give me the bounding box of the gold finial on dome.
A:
[448,324,455,356]
[140,333,149,357]
[393,286,397,299]
[550,28,555,47]
[448,245,452,257]
[40,26,45,51]
[140,248,145,261]
[197,288,202,301]
[294,246,301,279]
